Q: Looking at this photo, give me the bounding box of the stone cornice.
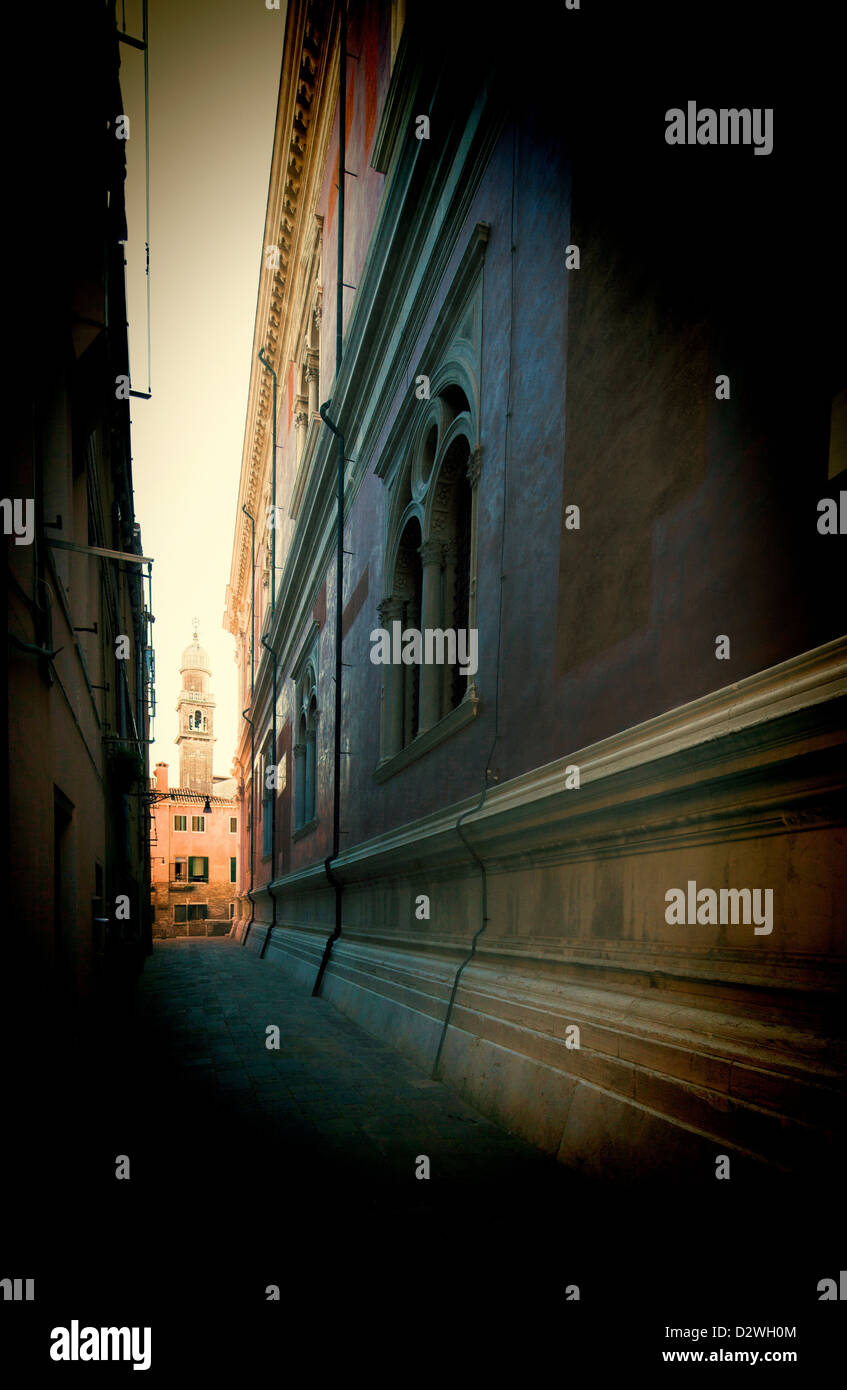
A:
[225,0,333,634]
[369,21,418,176]
[260,634,847,887]
[373,220,489,480]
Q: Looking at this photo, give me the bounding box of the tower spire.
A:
[175,624,216,794]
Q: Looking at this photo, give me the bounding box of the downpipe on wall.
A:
[312,404,345,997]
[312,0,347,998]
[260,633,278,959]
[241,503,257,946]
[257,332,278,961]
[431,122,517,1080]
[241,707,256,946]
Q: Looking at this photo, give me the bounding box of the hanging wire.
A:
[143,0,151,394]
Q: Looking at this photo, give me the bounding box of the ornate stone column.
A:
[306,353,319,417]
[304,728,316,822]
[467,446,482,631]
[379,597,405,758]
[293,738,306,828]
[295,397,309,464]
[441,540,457,712]
[418,539,444,733]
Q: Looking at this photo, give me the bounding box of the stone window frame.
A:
[289,220,324,523]
[376,372,482,782]
[174,902,208,924]
[261,731,274,860]
[292,638,319,839]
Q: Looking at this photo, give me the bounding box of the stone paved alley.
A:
[2,936,838,1378]
[136,937,563,1206]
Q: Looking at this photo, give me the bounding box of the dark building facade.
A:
[224,0,846,1181]
[5,0,154,1027]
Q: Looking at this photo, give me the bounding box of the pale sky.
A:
[121,0,285,782]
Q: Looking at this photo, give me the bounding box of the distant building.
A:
[150,632,238,937]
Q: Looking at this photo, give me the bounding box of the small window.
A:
[173,815,187,832]
[294,658,317,830]
[262,734,274,858]
[230,857,237,883]
[191,815,205,832]
[175,903,208,923]
[173,859,186,881]
[188,856,208,882]
[229,903,235,919]
[229,817,238,834]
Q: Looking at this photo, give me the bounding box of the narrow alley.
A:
[134,936,564,1208]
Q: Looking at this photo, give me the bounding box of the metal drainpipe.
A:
[241,504,257,946]
[259,633,278,959]
[241,709,256,945]
[432,125,516,1079]
[312,404,344,997]
[312,1,347,998]
[257,343,278,961]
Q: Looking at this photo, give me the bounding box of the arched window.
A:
[395,516,423,748]
[262,732,274,858]
[305,692,317,822]
[379,382,480,766]
[294,658,318,832]
[450,468,473,711]
[195,709,202,730]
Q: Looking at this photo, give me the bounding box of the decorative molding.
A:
[293,816,319,843]
[227,0,330,626]
[374,689,480,783]
[356,634,847,866]
[374,222,489,481]
[289,618,320,684]
[289,415,320,521]
[467,445,482,489]
[418,539,443,566]
[369,23,418,176]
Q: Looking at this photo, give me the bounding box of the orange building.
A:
[150,631,238,937]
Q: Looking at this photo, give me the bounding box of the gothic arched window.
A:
[379,383,479,765]
[294,658,318,831]
[395,516,423,748]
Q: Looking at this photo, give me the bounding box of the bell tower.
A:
[175,620,216,794]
